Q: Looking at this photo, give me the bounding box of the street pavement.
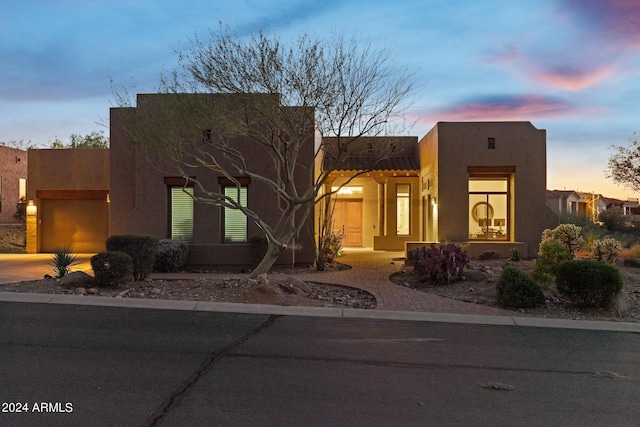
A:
[1,302,639,426]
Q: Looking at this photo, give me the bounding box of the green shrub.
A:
[496,265,545,309]
[555,260,623,307]
[590,237,622,265]
[598,207,627,231]
[532,240,573,286]
[106,234,158,280]
[509,248,522,262]
[48,246,79,278]
[154,239,189,272]
[91,251,133,288]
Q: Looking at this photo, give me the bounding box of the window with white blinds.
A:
[223,186,247,242]
[170,187,194,241]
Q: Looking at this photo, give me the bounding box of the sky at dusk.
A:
[2,0,639,199]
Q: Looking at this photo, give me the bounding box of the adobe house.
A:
[109,93,318,268]
[0,146,27,223]
[417,122,558,257]
[26,94,557,262]
[26,149,109,253]
[325,122,558,258]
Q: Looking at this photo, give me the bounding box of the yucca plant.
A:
[48,246,79,278]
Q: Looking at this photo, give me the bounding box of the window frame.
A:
[468,174,511,241]
[396,183,411,236]
[165,177,195,242]
[218,177,251,243]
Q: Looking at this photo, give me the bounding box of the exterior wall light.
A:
[26,200,37,216]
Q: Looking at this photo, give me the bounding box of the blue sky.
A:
[2,0,639,199]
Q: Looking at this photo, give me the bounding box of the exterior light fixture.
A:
[26,200,37,216]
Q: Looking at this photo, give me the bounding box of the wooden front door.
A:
[332,199,363,247]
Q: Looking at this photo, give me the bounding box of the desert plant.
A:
[555,259,623,307]
[509,248,522,262]
[91,251,133,288]
[106,234,158,280]
[540,224,584,258]
[590,237,622,265]
[532,240,573,286]
[598,207,627,231]
[412,243,470,285]
[496,265,545,309]
[154,239,189,272]
[48,246,79,278]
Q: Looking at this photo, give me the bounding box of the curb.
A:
[1,291,638,332]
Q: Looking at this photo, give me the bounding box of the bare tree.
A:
[114,26,416,277]
[607,133,640,193]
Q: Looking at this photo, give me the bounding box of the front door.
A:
[332,199,363,247]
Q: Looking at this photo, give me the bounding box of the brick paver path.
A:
[297,248,514,316]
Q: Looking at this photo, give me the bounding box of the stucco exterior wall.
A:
[0,147,27,223]
[110,93,317,267]
[419,122,558,257]
[27,149,110,253]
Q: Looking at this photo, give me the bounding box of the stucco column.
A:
[26,201,38,253]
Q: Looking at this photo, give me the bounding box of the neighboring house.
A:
[546,190,609,221]
[26,149,110,253]
[0,146,27,223]
[27,94,558,262]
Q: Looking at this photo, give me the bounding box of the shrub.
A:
[496,265,545,309]
[154,240,189,272]
[509,248,522,262]
[532,240,573,286]
[48,246,79,278]
[598,207,627,231]
[106,234,159,280]
[590,238,622,265]
[555,260,623,307]
[91,251,133,288]
[412,243,470,284]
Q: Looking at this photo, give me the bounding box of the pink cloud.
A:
[412,95,599,124]
[527,63,618,91]
[564,0,640,48]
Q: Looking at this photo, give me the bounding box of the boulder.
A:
[477,250,501,260]
[606,291,631,313]
[286,276,312,293]
[60,271,97,288]
[463,270,487,282]
[623,258,640,268]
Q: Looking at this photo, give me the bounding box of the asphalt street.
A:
[1,301,639,426]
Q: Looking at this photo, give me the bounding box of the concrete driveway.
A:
[0,254,94,284]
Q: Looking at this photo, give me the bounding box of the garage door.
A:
[40,198,109,253]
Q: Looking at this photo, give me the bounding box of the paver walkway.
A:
[296,248,514,316]
[153,248,514,316]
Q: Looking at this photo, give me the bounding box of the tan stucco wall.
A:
[0,147,27,223]
[27,149,110,253]
[110,94,317,267]
[419,122,558,257]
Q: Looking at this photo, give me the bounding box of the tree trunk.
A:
[249,239,285,278]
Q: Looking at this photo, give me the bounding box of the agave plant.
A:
[48,246,79,278]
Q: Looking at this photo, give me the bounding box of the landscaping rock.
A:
[623,258,640,268]
[286,276,312,293]
[257,274,269,285]
[463,270,486,282]
[606,291,631,313]
[60,271,97,288]
[75,287,87,295]
[478,250,501,260]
